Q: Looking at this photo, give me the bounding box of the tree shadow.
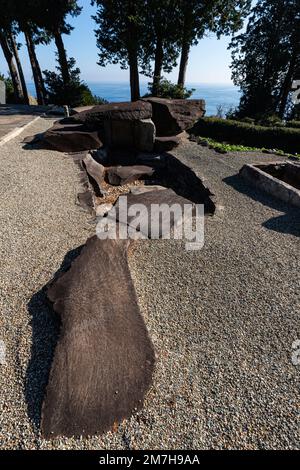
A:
[25,244,84,430]
[223,174,300,237]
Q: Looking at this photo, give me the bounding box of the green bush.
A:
[241,117,256,124]
[286,120,300,129]
[190,117,300,154]
[257,114,283,127]
[145,78,195,99]
[43,58,108,108]
[0,74,15,103]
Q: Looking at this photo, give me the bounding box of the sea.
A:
[26,82,240,116]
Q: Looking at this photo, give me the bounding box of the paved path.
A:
[0,120,299,449]
[0,105,49,143]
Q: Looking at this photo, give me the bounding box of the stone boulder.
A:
[73,100,152,128]
[43,122,102,153]
[66,100,155,152]
[104,117,155,152]
[154,132,187,152]
[82,153,105,194]
[143,97,205,136]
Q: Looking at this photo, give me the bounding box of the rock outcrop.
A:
[73,100,152,127]
[24,99,205,153]
[143,97,205,136]
[43,122,103,153]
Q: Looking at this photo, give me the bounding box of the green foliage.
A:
[146,78,194,99]
[241,117,256,124]
[257,115,284,127]
[230,0,300,119]
[43,58,107,107]
[190,117,300,154]
[287,120,300,129]
[92,0,145,70]
[291,104,300,120]
[0,73,14,103]
[191,133,300,159]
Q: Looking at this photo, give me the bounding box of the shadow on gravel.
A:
[25,245,84,430]
[223,174,300,237]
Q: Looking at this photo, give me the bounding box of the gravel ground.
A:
[0,119,299,449]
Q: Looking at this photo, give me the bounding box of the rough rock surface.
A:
[144,98,205,136]
[73,101,152,128]
[106,165,154,186]
[82,153,105,193]
[42,236,155,438]
[154,133,186,152]
[43,101,155,153]
[104,117,155,151]
[43,122,102,153]
[111,188,195,238]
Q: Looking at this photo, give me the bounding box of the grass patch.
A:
[190,135,300,159]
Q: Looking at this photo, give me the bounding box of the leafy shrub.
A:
[286,120,300,129]
[43,58,108,108]
[257,114,283,127]
[241,117,255,124]
[190,117,300,154]
[0,74,15,103]
[146,78,194,99]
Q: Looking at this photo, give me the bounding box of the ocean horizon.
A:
[26,82,240,116]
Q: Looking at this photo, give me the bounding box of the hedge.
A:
[190,118,300,154]
[287,120,300,129]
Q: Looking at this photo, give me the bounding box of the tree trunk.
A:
[9,33,29,105]
[152,38,164,96]
[24,30,46,105]
[278,50,298,119]
[177,10,191,88]
[127,2,140,101]
[177,39,190,87]
[54,31,70,86]
[129,51,140,101]
[0,30,24,103]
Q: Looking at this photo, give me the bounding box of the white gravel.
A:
[0,120,299,449]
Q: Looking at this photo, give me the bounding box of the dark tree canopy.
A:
[176,0,251,86]
[230,0,300,119]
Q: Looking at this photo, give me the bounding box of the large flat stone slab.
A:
[111,188,196,238]
[42,236,155,438]
[73,101,152,128]
[43,122,103,152]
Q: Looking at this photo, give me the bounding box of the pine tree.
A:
[230,0,300,119]
[177,0,251,87]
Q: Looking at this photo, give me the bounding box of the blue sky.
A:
[0,0,247,85]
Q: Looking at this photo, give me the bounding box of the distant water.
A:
[27,82,240,116]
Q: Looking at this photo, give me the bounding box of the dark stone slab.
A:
[112,188,195,238]
[82,153,105,194]
[42,236,155,438]
[143,98,205,136]
[154,134,183,152]
[43,122,103,152]
[106,165,154,186]
[72,101,152,128]
[135,152,215,214]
